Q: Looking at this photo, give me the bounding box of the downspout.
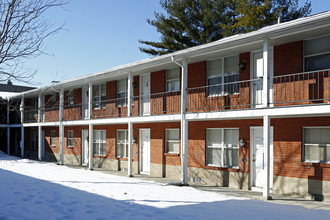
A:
[171,55,189,186]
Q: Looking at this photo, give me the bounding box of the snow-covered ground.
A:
[0,152,329,220]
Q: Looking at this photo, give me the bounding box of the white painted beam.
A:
[263,115,272,200]
[128,121,133,177]
[263,39,269,108]
[20,95,24,158]
[88,123,94,170]
[38,125,42,161]
[59,89,64,165]
[7,101,10,155]
[88,82,93,119]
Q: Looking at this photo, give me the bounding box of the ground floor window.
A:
[67,130,74,147]
[93,130,106,156]
[117,130,128,158]
[165,129,180,153]
[206,128,239,168]
[50,130,56,146]
[304,127,330,163]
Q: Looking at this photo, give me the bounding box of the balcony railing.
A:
[271,69,330,105]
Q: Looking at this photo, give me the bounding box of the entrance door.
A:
[250,127,273,189]
[82,86,89,119]
[140,129,150,174]
[140,74,150,115]
[82,130,89,166]
[251,52,264,108]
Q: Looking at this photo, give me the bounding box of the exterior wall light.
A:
[132,82,137,88]
[239,139,246,148]
[239,61,247,71]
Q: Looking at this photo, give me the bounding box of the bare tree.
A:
[0,0,67,83]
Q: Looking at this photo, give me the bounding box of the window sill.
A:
[66,146,74,148]
[164,153,180,156]
[206,164,239,170]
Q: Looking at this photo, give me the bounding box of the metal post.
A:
[88,123,94,170]
[180,58,188,185]
[263,39,269,108]
[38,95,42,161]
[263,115,272,200]
[20,95,24,158]
[88,82,93,119]
[7,99,10,155]
[59,88,64,165]
[127,72,134,177]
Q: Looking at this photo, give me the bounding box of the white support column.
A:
[88,123,94,170]
[263,38,270,108]
[263,115,272,200]
[38,95,42,161]
[59,88,64,165]
[127,72,134,177]
[7,99,10,155]
[20,95,24,158]
[180,58,188,185]
[88,82,93,119]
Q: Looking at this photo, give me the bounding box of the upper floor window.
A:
[67,89,74,106]
[166,68,180,92]
[50,94,56,109]
[304,35,330,72]
[207,55,239,96]
[304,127,330,163]
[206,128,239,168]
[93,84,106,109]
[117,79,128,107]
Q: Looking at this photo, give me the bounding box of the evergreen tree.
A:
[139,0,311,56]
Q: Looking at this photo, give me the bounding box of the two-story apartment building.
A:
[3,11,330,202]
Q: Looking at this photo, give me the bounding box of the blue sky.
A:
[18,0,330,86]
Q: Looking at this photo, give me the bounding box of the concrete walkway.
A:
[83,167,330,211]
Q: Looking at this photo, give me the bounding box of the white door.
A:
[82,86,89,119]
[140,74,150,115]
[82,130,89,166]
[251,127,273,189]
[140,129,150,174]
[251,52,264,108]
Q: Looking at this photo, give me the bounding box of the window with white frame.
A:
[50,130,56,146]
[67,130,74,147]
[206,128,239,168]
[207,55,239,96]
[67,89,74,106]
[93,84,106,109]
[93,130,106,156]
[304,127,330,163]
[304,35,330,72]
[117,130,128,158]
[165,129,180,153]
[50,94,56,109]
[117,79,128,107]
[166,68,180,92]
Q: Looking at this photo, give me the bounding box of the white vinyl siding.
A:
[207,55,239,96]
[93,130,106,156]
[304,35,330,72]
[165,129,180,153]
[304,127,330,163]
[93,84,106,109]
[67,130,74,147]
[117,130,128,158]
[206,128,239,168]
[117,79,128,107]
[166,68,180,92]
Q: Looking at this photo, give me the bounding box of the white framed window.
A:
[304,35,330,72]
[117,130,128,158]
[67,89,74,106]
[206,128,239,168]
[207,55,239,96]
[50,130,56,146]
[304,127,330,163]
[166,68,180,92]
[50,94,56,109]
[93,84,106,109]
[165,129,180,153]
[93,130,106,156]
[67,130,74,147]
[117,79,128,107]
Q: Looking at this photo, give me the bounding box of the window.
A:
[93,130,106,156]
[304,128,330,163]
[117,130,128,158]
[206,128,239,168]
[50,130,56,146]
[166,68,180,92]
[50,94,56,109]
[117,79,128,107]
[67,130,74,147]
[165,129,180,153]
[304,35,330,72]
[93,84,106,109]
[207,55,239,96]
[67,89,74,106]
